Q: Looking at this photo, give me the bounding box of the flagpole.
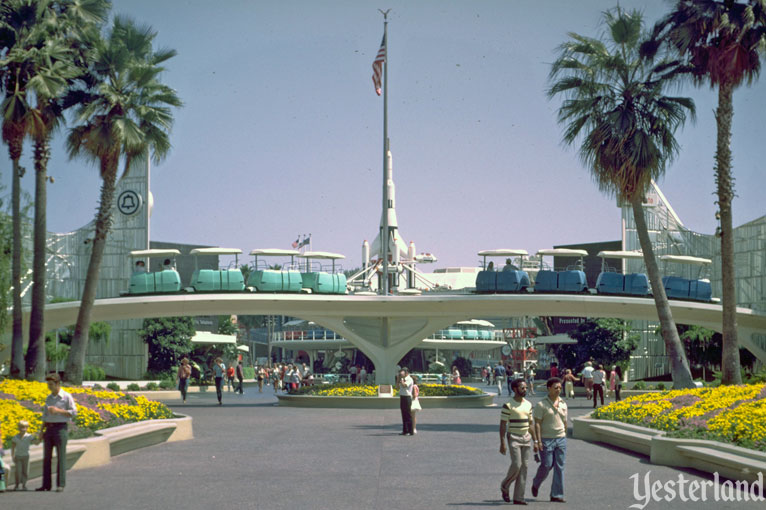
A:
[380,8,390,295]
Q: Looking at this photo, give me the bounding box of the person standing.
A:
[562,369,579,400]
[410,375,422,434]
[613,366,623,401]
[530,377,568,503]
[349,364,357,384]
[235,360,245,395]
[524,365,536,396]
[451,366,461,385]
[581,361,594,400]
[397,368,414,436]
[11,420,38,491]
[177,357,191,403]
[494,363,506,395]
[592,364,606,408]
[37,373,78,492]
[257,366,266,392]
[213,357,226,405]
[499,379,537,505]
[359,366,367,384]
[506,364,514,396]
[226,364,235,392]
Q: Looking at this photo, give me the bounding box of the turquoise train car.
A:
[595,251,649,296]
[659,255,713,302]
[189,248,245,292]
[127,249,182,294]
[533,249,588,293]
[475,249,531,293]
[298,251,347,295]
[247,249,303,293]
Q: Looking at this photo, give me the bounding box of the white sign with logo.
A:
[117,190,142,216]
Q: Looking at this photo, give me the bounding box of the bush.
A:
[656,382,666,391]
[83,364,106,381]
[92,384,104,391]
[452,357,472,381]
[144,369,174,381]
[126,383,141,391]
[145,382,159,391]
[106,382,121,392]
[243,366,255,379]
[632,381,646,390]
[159,379,175,390]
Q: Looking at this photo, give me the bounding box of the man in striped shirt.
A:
[499,378,537,505]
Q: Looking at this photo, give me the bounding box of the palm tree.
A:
[1,0,34,379]
[1,0,108,380]
[548,8,697,389]
[64,16,181,384]
[643,0,766,385]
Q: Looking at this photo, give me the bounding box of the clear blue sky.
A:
[2,0,764,270]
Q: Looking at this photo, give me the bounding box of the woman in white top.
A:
[451,366,461,385]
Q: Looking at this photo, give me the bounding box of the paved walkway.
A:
[3,383,762,509]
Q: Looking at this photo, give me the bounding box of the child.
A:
[410,376,422,434]
[11,420,38,491]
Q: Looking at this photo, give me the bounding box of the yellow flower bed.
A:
[592,383,766,451]
[1,380,174,449]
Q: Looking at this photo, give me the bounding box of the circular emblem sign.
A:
[117,190,142,216]
[501,344,512,356]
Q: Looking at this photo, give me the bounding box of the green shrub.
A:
[83,364,106,381]
[656,382,666,391]
[106,382,121,392]
[632,381,646,390]
[243,366,255,379]
[126,383,141,391]
[92,384,104,390]
[145,382,159,391]
[159,379,175,390]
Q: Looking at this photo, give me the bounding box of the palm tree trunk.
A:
[715,81,741,385]
[65,163,118,385]
[631,196,695,389]
[11,155,25,379]
[26,139,51,380]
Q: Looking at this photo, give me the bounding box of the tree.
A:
[643,0,766,385]
[64,16,181,384]
[555,319,639,373]
[1,0,34,379]
[548,7,697,389]
[1,0,108,380]
[140,317,195,374]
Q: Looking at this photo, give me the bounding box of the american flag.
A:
[372,34,386,96]
[291,236,300,249]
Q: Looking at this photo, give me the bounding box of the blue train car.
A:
[475,249,531,293]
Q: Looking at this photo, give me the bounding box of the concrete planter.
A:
[276,393,494,408]
[573,413,766,482]
[1,413,192,483]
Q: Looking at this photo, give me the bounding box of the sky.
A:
[1,0,764,271]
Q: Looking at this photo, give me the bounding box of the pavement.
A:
[3,382,763,510]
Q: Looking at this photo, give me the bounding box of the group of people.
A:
[484,363,538,398]
[569,361,623,407]
[499,377,568,504]
[0,373,77,493]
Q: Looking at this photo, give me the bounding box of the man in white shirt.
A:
[397,368,414,436]
[37,373,78,492]
[531,378,568,503]
[581,361,594,400]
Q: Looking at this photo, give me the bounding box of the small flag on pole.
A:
[291,236,300,249]
[372,34,386,96]
[298,234,311,249]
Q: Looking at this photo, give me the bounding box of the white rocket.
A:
[368,149,409,263]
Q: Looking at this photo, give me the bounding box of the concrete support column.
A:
[313,316,461,385]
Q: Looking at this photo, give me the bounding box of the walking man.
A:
[499,379,537,504]
[494,362,506,395]
[37,373,77,492]
[581,361,594,400]
[236,360,245,395]
[592,364,606,408]
[531,377,568,503]
[397,368,414,435]
[213,357,225,405]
